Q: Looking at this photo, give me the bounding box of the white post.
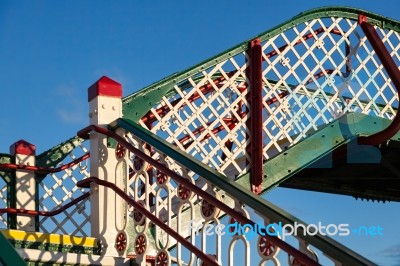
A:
[88,76,127,257]
[10,140,36,231]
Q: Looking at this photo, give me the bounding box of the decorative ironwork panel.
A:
[0,177,7,229]
[38,140,91,236]
[129,15,399,181]
[138,52,251,179]
[123,132,335,265]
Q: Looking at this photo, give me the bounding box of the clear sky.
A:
[0,1,399,265]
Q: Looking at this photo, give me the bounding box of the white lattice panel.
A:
[126,133,204,216]
[123,14,399,265]
[0,177,7,229]
[124,133,348,265]
[137,17,399,180]
[259,17,399,159]
[38,141,91,236]
[139,53,250,180]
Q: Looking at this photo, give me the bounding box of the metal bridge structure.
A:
[1,6,400,266]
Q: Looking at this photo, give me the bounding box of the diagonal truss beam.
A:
[115,118,375,266]
[78,123,320,266]
[237,113,400,194]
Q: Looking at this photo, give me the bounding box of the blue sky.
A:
[1,1,400,265]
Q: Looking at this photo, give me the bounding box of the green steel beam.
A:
[0,154,14,183]
[236,112,400,194]
[0,231,26,266]
[33,7,400,169]
[0,154,16,229]
[36,136,85,170]
[35,136,85,167]
[115,117,375,265]
[237,118,355,193]
[122,7,400,123]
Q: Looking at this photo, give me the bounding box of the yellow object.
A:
[0,229,97,248]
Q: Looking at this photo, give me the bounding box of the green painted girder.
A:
[115,117,375,266]
[0,231,26,266]
[121,7,400,122]
[35,7,400,168]
[0,153,16,229]
[35,136,85,179]
[236,112,400,195]
[0,153,14,183]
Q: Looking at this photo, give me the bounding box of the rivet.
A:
[112,106,117,111]
[94,109,98,114]
[102,104,106,109]
[89,112,93,118]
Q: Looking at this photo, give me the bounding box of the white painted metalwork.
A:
[124,133,332,265]
[139,17,399,181]
[0,177,7,228]
[38,141,91,236]
[123,16,400,265]
[7,13,397,265]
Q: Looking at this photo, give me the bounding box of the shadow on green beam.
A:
[236,112,400,195]
[0,231,26,266]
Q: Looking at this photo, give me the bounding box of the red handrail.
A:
[77,125,320,266]
[77,177,218,266]
[0,153,90,174]
[0,192,90,217]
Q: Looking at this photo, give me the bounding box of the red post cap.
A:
[88,76,122,102]
[10,140,36,156]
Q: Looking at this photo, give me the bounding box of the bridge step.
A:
[1,229,100,255]
[19,249,131,266]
